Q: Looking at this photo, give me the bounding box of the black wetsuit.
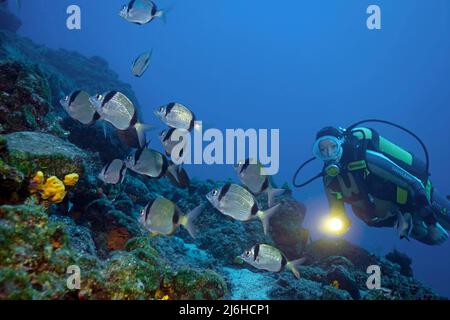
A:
[323,128,449,235]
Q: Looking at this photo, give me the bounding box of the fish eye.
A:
[159,107,164,112]
[212,189,218,196]
[64,96,69,101]
[96,94,103,100]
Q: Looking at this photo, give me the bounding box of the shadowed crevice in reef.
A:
[0,29,445,300]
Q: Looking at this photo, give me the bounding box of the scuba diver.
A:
[293,120,450,245]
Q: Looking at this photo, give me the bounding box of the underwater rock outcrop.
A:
[0,29,445,300]
[0,62,66,136]
[0,31,136,162]
[3,132,89,179]
[0,203,227,300]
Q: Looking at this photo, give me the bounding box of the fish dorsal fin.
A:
[218,183,231,202]
[128,0,136,12]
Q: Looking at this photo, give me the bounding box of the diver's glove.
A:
[396,212,413,241]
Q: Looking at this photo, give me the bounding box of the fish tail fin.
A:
[259,203,281,235]
[167,164,181,184]
[287,257,306,279]
[158,5,173,24]
[183,204,204,238]
[267,187,286,207]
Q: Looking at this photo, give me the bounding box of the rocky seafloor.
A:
[0,24,445,300]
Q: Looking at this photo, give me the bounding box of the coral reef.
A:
[2,132,90,178]
[0,29,445,300]
[0,203,227,300]
[385,249,413,277]
[30,171,79,204]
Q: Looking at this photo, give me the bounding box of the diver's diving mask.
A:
[313,136,344,178]
[312,135,344,162]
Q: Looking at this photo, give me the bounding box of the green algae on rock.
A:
[2,131,90,178]
[0,202,228,300]
[168,268,227,300]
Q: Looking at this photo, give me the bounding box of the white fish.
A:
[119,0,164,25]
[241,244,305,279]
[154,103,196,131]
[60,90,99,125]
[159,128,189,162]
[98,159,127,185]
[139,197,203,238]
[206,183,281,235]
[125,147,179,181]
[132,50,152,77]
[235,158,285,207]
[90,91,136,130]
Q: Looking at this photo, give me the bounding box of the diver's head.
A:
[313,127,344,163]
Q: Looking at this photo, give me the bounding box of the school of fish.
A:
[60,0,304,279]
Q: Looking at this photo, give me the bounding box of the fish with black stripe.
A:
[125,147,182,183]
[60,90,99,125]
[159,127,189,162]
[206,183,281,235]
[98,159,127,185]
[235,158,286,207]
[240,244,305,279]
[119,0,164,25]
[139,197,203,238]
[132,50,152,77]
[90,91,151,146]
[154,102,197,131]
